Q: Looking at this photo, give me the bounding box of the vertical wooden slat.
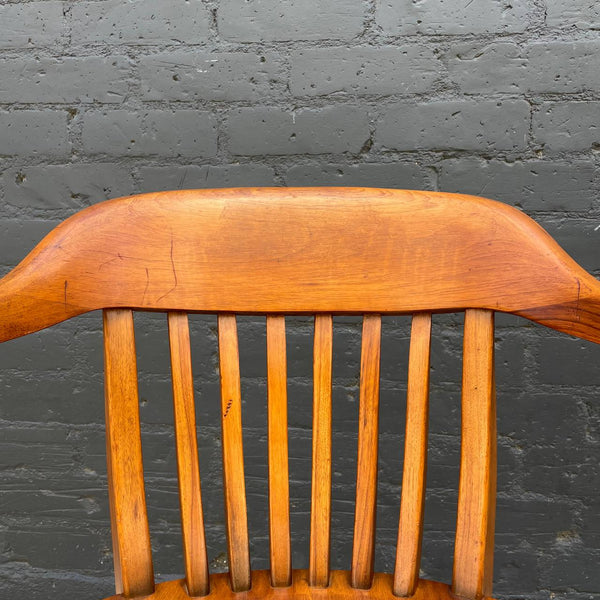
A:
[168,311,209,597]
[393,312,432,597]
[267,315,292,587]
[351,314,382,589]
[218,313,251,592]
[103,308,154,597]
[309,313,333,587]
[452,308,497,600]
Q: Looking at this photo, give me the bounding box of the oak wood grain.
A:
[309,314,333,587]
[2,188,600,344]
[351,314,381,589]
[266,314,292,587]
[168,311,210,597]
[393,312,432,597]
[218,314,251,592]
[103,308,154,597]
[452,309,496,599]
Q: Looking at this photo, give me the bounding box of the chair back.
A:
[2,188,599,599]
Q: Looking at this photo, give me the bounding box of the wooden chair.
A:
[1,187,599,600]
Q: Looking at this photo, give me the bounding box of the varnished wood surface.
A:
[101,570,497,600]
[310,314,333,587]
[218,314,251,592]
[351,315,381,589]
[267,315,292,587]
[3,187,599,599]
[1,188,600,344]
[103,309,155,597]
[453,309,496,599]
[394,313,432,597]
[168,312,210,597]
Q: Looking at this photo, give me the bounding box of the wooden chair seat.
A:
[101,571,492,600]
[1,187,598,599]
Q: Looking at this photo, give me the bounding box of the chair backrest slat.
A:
[217,314,251,592]
[168,311,210,596]
[351,314,382,589]
[103,308,155,597]
[309,314,333,587]
[393,312,432,597]
[452,308,497,599]
[266,315,292,587]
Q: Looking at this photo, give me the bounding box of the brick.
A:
[498,441,524,490]
[3,164,134,209]
[538,219,600,276]
[135,315,193,377]
[226,106,370,155]
[546,0,600,29]
[285,162,432,189]
[498,392,587,445]
[447,43,525,93]
[82,110,218,157]
[0,425,83,474]
[71,328,103,372]
[495,330,528,389]
[140,52,282,102]
[217,0,366,42]
[500,497,574,538]
[72,0,210,45]
[0,372,104,424]
[540,547,600,592]
[430,330,464,387]
[0,57,130,104]
[537,336,600,386]
[0,1,64,49]
[439,158,595,212]
[523,446,600,497]
[375,0,531,35]
[137,377,178,425]
[290,46,440,96]
[138,164,277,193]
[66,429,109,478]
[6,527,107,571]
[423,443,517,512]
[581,501,600,546]
[0,325,78,372]
[0,567,113,600]
[448,41,600,94]
[0,220,60,266]
[512,41,600,93]
[534,102,600,152]
[420,532,455,580]
[377,100,530,152]
[428,387,461,439]
[420,491,459,534]
[1,478,108,522]
[492,541,539,594]
[380,330,411,388]
[143,530,185,573]
[581,399,600,448]
[139,432,180,479]
[0,111,69,156]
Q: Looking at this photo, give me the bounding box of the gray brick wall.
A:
[0,2,599,599]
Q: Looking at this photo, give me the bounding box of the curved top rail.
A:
[1,187,599,343]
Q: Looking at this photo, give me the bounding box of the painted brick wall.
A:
[0,1,599,599]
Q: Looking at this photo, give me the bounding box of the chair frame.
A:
[1,187,599,600]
